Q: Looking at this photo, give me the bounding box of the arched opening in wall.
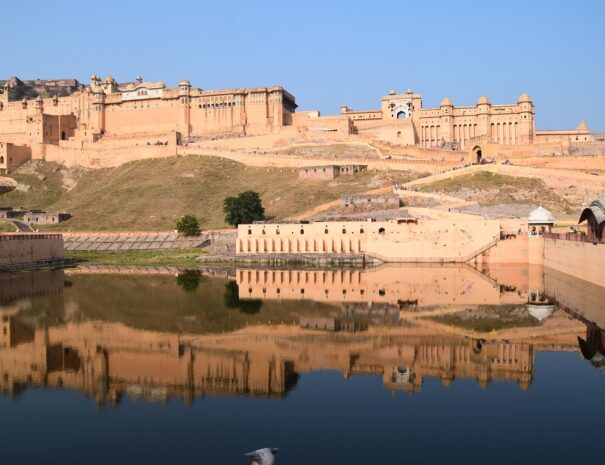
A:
[396,111,407,119]
[396,131,402,138]
[0,156,4,164]
[472,146,483,164]
[378,227,385,235]
[61,131,66,141]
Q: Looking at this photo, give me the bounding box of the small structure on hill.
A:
[341,193,401,213]
[528,206,554,236]
[579,196,605,242]
[298,164,367,180]
[23,210,71,225]
[0,207,22,219]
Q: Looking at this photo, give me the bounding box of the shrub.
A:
[176,214,200,235]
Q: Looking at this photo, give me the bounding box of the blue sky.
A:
[2,0,603,130]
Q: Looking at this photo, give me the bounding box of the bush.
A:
[176,214,200,235]
[223,191,265,227]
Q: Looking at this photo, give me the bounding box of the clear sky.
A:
[2,0,604,130]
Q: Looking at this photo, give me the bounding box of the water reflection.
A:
[0,264,604,406]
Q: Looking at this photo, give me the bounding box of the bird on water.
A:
[245,447,279,465]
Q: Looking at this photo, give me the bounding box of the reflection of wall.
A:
[0,269,64,305]
[236,265,528,307]
[543,266,605,329]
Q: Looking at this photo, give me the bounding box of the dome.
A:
[528,304,554,321]
[406,88,413,94]
[528,206,555,224]
[440,97,453,107]
[388,89,396,95]
[518,92,532,103]
[576,119,588,130]
[477,95,490,105]
[104,76,114,84]
[179,79,191,87]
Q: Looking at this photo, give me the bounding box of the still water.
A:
[1,264,604,465]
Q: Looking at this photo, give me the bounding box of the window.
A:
[247,229,252,235]
[360,228,364,234]
[325,229,329,234]
[378,227,385,235]
[300,229,304,234]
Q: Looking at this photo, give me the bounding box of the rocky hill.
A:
[0,76,82,99]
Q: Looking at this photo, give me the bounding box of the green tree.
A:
[176,214,200,235]
[223,191,265,227]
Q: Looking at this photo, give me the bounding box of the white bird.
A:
[245,447,279,465]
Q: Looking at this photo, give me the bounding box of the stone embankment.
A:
[63,231,228,251]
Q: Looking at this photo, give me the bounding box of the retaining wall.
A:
[543,237,605,287]
[0,233,64,268]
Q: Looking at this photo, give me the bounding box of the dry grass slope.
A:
[418,171,575,214]
[0,156,415,231]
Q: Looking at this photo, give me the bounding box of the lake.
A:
[1,264,604,465]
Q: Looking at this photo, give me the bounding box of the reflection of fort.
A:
[0,315,578,403]
[0,321,298,403]
[0,263,600,405]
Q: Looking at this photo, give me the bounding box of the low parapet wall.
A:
[0,233,64,268]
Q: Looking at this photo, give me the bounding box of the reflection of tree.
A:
[223,281,263,314]
[176,271,201,292]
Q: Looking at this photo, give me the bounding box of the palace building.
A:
[0,74,599,172]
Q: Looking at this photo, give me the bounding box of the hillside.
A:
[0,156,416,231]
[418,171,577,217]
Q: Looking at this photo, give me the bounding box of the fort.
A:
[1,74,603,172]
